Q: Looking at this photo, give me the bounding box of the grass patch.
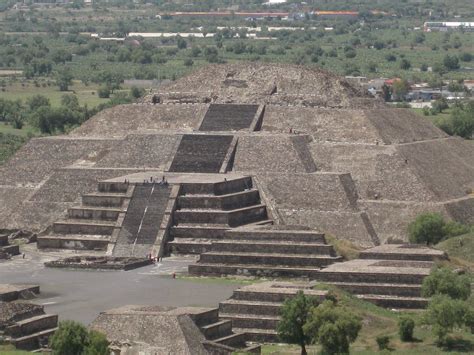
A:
[0,344,36,354]
[325,234,363,260]
[0,122,38,137]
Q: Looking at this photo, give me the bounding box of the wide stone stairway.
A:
[113,183,171,257]
[199,104,259,131]
[168,134,234,173]
[37,182,131,251]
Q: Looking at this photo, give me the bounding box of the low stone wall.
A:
[45,256,152,270]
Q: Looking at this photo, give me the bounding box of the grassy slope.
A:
[261,287,474,354]
[436,233,474,272]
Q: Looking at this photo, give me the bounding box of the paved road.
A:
[0,245,239,324]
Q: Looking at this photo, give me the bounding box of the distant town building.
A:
[424,21,474,32]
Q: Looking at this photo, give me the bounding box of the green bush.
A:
[50,320,109,355]
[422,267,471,300]
[398,316,415,341]
[376,335,390,350]
[408,212,446,245]
[97,86,110,99]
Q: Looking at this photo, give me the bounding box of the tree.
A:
[56,68,73,92]
[450,102,474,138]
[398,316,415,341]
[26,95,50,111]
[176,36,187,50]
[408,212,445,245]
[400,58,411,70]
[97,86,110,99]
[84,330,109,355]
[443,54,460,70]
[50,320,90,355]
[304,300,362,355]
[61,94,80,110]
[277,291,319,355]
[50,320,109,355]
[422,268,471,301]
[424,295,466,345]
[130,86,145,99]
[392,79,410,101]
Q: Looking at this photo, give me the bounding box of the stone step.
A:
[190,308,219,327]
[357,294,429,309]
[220,313,279,330]
[0,244,20,256]
[199,252,342,267]
[52,219,116,235]
[219,299,282,316]
[189,263,321,278]
[178,189,261,210]
[225,229,326,243]
[168,239,213,255]
[233,328,278,343]
[37,234,111,250]
[174,204,268,227]
[6,314,58,338]
[359,250,445,262]
[329,282,422,297]
[13,327,57,351]
[315,271,426,285]
[232,288,326,303]
[213,332,247,348]
[211,240,335,255]
[170,225,229,239]
[82,193,126,207]
[67,207,122,221]
[180,176,253,196]
[200,320,233,340]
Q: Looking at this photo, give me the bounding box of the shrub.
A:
[399,316,415,341]
[408,212,445,245]
[376,335,390,350]
[97,86,110,99]
[422,267,471,300]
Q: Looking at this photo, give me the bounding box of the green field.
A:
[1,80,110,108]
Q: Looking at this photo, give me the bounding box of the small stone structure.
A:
[44,256,152,271]
[0,233,20,259]
[89,305,260,354]
[0,284,40,302]
[0,286,58,351]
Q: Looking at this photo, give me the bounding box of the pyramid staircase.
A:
[191,308,260,353]
[1,303,58,351]
[37,182,131,251]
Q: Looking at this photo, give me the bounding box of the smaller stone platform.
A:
[0,284,40,302]
[315,244,442,308]
[0,302,58,351]
[44,256,152,271]
[0,234,20,259]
